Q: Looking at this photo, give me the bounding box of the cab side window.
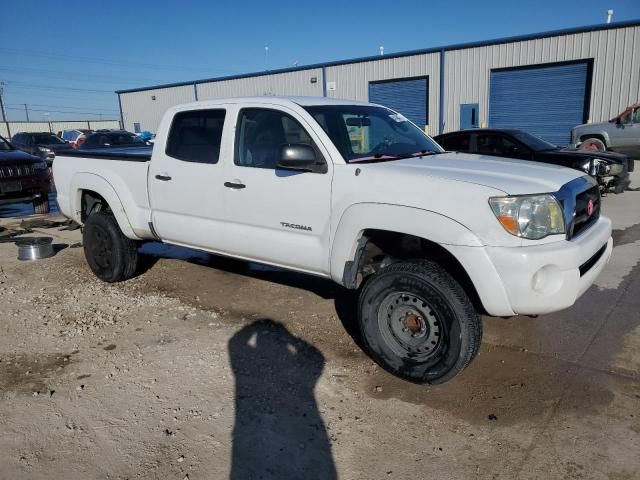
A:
[439,134,471,152]
[235,108,317,169]
[632,108,640,124]
[477,134,517,156]
[166,109,226,164]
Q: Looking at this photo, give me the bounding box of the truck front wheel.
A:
[83,211,138,283]
[358,260,482,384]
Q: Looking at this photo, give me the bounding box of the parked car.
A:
[571,104,640,159]
[0,135,51,214]
[78,130,151,149]
[434,128,631,193]
[11,132,73,166]
[54,97,612,385]
[58,129,93,148]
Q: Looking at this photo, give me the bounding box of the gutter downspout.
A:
[117,93,124,130]
[322,65,327,97]
[439,48,445,135]
[193,83,199,101]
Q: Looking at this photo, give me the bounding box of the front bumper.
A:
[447,216,613,317]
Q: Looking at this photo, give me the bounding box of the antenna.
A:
[379,45,384,56]
[606,9,614,24]
[264,45,269,71]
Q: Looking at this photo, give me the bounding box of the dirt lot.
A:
[1,173,639,479]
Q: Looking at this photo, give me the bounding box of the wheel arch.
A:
[331,203,487,313]
[579,132,608,146]
[71,173,139,239]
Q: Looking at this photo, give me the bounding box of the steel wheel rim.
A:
[88,224,112,270]
[377,291,442,361]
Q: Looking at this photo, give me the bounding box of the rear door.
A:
[221,104,332,274]
[148,107,229,250]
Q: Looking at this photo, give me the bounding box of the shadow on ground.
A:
[228,319,337,480]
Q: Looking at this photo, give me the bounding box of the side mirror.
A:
[277,144,325,173]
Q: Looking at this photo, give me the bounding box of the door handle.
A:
[224,181,246,189]
[155,174,172,181]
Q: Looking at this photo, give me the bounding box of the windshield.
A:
[303,105,442,163]
[0,136,12,151]
[512,131,558,151]
[33,133,66,145]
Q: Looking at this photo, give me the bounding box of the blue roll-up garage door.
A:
[369,77,428,129]
[489,62,589,145]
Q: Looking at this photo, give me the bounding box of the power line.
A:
[6,102,119,113]
[3,81,113,93]
[6,107,118,116]
[0,65,162,84]
[0,47,234,74]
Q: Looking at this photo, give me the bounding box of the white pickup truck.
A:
[54,97,613,384]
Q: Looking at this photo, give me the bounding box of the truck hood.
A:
[363,152,582,195]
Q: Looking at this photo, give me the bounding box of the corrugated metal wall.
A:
[119,84,195,132]
[0,120,120,139]
[443,25,640,133]
[196,68,323,100]
[325,54,440,135]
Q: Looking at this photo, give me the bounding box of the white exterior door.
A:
[148,107,229,250]
[221,105,333,275]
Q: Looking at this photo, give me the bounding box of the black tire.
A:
[83,211,138,283]
[580,137,606,152]
[33,194,50,214]
[358,260,482,384]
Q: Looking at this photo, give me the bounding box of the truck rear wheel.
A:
[358,260,482,384]
[83,211,138,283]
[33,194,50,214]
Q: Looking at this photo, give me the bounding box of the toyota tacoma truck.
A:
[53,97,613,384]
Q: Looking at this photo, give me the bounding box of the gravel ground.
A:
[0,170,639,480]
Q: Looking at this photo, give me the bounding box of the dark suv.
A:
[0,135,51,214]
[11,132,73,166]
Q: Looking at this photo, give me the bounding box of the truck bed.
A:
[60,146,153,162]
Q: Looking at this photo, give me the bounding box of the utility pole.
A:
[24,104,30,122]
[0,82,7,122]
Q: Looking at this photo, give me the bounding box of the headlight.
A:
[33,160,48,171]
[581,158,621,176]
[489,194,565,240]
[38,147,52,154]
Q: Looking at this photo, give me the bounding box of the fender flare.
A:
[70,172,140,239]
[329,203,483,284]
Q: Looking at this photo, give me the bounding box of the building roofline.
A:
[116,19,640,94]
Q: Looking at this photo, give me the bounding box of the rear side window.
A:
[166,109,226,164]
[438,134,471,152]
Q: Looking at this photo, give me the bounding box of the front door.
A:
[221,105,332,274]
[614,107,640,158]
[460,104,479,130]
[148,107,229,250]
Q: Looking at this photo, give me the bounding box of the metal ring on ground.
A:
[15,237,55,261]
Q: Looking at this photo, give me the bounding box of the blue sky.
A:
[1,0,638,122]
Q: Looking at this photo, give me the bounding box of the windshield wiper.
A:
[349,150,445,164]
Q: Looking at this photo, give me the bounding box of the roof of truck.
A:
[170,96,376,111]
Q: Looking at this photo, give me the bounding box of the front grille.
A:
[571,185,600,238]
[0,164,36,178]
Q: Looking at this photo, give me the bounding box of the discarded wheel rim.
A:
[15,237,55,261]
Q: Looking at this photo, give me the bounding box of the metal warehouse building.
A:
[117,20,639,145]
